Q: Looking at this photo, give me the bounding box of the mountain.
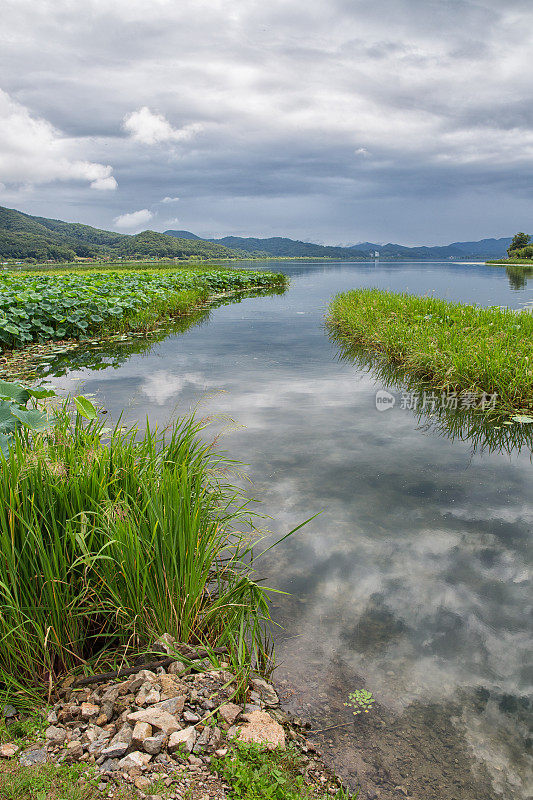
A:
[209,236,368,259]
[0,207,241,261]
[164,230,203,240]
[350,237,512,260]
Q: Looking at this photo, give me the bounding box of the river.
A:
[47,261,532,800]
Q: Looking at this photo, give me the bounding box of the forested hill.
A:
[165,231,367,259]
[0,206,242,261]
[165,230,512,260]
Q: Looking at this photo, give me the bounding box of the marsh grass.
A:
[327,288,533,414]
[0,407,278,706]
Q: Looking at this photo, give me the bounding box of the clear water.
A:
[48,262,532,800]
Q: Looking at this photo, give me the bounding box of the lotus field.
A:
[0,268,286,348]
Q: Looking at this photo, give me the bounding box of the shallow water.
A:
[49,261,532,799]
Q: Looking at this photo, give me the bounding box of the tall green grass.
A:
[327,288,533,414]
[0,408,274,705]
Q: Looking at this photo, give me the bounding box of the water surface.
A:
[49,261,532,800]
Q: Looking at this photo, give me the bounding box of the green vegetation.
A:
[0,206,248,262]
[343,689,375,717]
[0,390,288,706]
[0,267,286,349]
[327,288,533,415]
[489,231,533,264]
[0,762,108,800]
[212,742,356,800]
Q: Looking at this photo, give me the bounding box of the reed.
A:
[0,407,276,705]
[327,288,533,415]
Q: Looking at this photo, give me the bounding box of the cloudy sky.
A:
[1,0,532,245]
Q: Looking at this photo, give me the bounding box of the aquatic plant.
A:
[327,288,533,415]
[344,689,375,716]
[0,268,287,349]
[0,395,290,706]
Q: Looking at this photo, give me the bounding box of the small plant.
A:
[344,689,375,716]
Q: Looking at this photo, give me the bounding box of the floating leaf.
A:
[511,414,533,424]
[0,380,30,405]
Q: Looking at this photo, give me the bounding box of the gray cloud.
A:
[1,0,532,242]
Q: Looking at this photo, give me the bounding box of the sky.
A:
[1,0,532,245]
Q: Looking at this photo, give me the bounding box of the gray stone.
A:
[182,710,200,724]
[131,721,152,749]
[65,741,83,761]
[168,661,187,676]
[143,734,165,755]
[117,750,152,770]
[100,741,129,759]
[192,727,210,753]
[250,678,279,706]
[20,748,47,766]
[99,758,120,772]
[2,705,17,719]
[127,707,180,735]
[153,696,185,717]
[168,726,197,754]
[45,725,67,745]
[152,633,176,654]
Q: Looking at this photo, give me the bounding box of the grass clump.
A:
[0,405,276,707]
[327,288,533,415]
[213,742,356,800]
[0,762,135,800]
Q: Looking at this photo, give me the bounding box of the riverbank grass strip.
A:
[327,288,533,415]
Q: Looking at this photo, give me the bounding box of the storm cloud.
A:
[1,0,532,243]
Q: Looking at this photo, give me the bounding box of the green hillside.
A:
[0,206,241,261]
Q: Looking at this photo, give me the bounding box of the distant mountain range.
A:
[0,207,242,261]
[0,205,512,262]
[165,230,512,260]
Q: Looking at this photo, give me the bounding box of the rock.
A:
[192,727,210,753]
[135,681,159,706]
[134,775,152,790]
[168,727,197,754]
[2,705,17,719]
[65,741,83,761]
[208,727,222,752]
[183,710,200,724]
[20,748,47,766]
[158,675,187,701]
[237,710,285,750]
[129,670,157,693]
[99,757,120,772]
[100,741,129,759]
[218,703,241,725]
[46,710,58,724]
[101,681,131,702]
[168,661,187,676]
[152,633,176,654]
[188,755,203,766]
[118,750,152,770]
[45,725,67,745]
[214,748,228,757]
[143,734,165,755]
[127,707,181,736]
[132,721,152,749]
[81,702,100,721]
[153,696,185,717]
[0,743,19,758]
[99,701,114,723]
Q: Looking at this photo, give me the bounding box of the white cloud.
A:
[113,208,153,229]
[161,196,180,203]
[123,107,203,145]
[0,89,117,190]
